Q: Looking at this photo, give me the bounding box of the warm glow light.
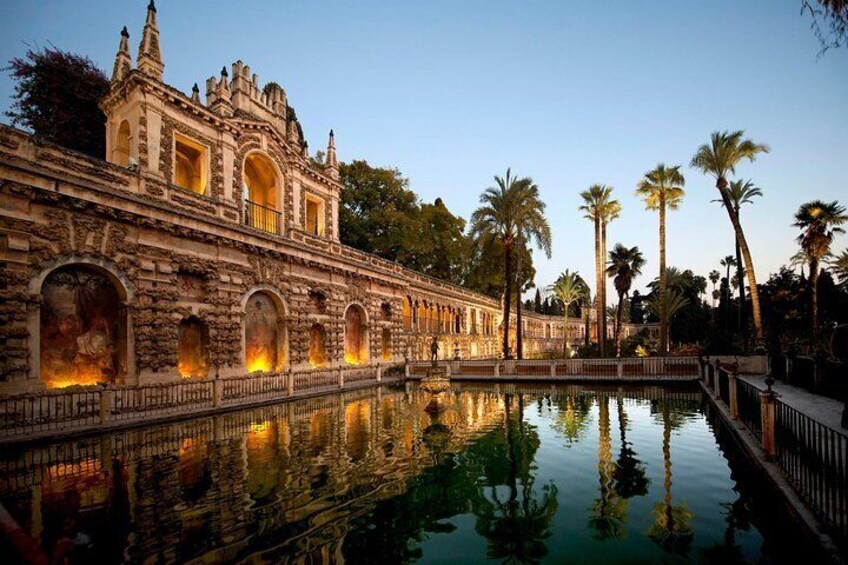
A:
[44,366,107,389]
[345,352,362,365]
[247,348,273,373]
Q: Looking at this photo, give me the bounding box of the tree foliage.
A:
[5,46,109,157]
[802,0,848,53]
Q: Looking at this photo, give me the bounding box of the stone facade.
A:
[0,2,656,394]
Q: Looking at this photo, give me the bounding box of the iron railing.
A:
[775,400,847,536]
[736,376,762,440]
[244,199,281,234]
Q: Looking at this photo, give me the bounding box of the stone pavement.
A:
[739,374,846,433]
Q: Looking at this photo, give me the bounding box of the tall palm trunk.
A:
[615,292,624,358]
[601,221,609,356]
[584,302,590,347]
[735,238,744,335]
[659,197,668,355]
[716,179,763,342]
[594,217,605,356]
[733,206,747,342]
[810,257,819,347]
[724,262,731,333]
[516,247,524,360]
[503,239,514,359]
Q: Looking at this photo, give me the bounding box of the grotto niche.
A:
[381,328,392,361]
[308,324,328,367]
[245,291,287,373]
[344,304,368,365]
[39,265,126,389]
[178,317,209,378]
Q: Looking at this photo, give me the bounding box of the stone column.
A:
[728,372,738,419]
[100,388,114,425]
[286,371,294,396]
[760,390,777,460]
[213,378,223,407]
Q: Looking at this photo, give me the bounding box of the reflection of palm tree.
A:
[700,498,751,562]
[552,393,592,446]
[588,395,628,540]
[476,393,559,563]
[612,395,649,500]
[647,399,693,552]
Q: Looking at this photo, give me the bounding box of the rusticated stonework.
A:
[0,9,644,392]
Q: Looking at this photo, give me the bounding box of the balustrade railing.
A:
[705,364,848,539]
[112,380,214,421]
[221,373,288,405]
[0,389,101,438]
[244,199,281,234]
[0,365,400,442]
[775,401,847,536]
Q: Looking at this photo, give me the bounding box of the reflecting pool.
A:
[0,383,818,563]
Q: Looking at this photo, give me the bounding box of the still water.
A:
[0,383,816,563]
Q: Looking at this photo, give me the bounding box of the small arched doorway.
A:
[344,304,369,365]
[113,120,131,166]
[178,316,209,378]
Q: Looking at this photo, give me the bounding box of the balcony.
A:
[244,200,281,234]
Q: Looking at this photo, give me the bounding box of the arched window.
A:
[344,304,369,365]
[174,134,207,194]
[178,317,209,378]
[309,324,328,368]
[243,152,280,233]
[245,291,287,373]
[402,297,412,330]
[40,265,126,388]
[113,120,131,166]
[381,328,392,361]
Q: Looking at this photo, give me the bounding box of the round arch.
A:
[344,302,369,365]
[33,257,135,389]
[243,287,289,373]
[243,151,284,232]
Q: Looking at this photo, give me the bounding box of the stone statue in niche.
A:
[40,266,122,388]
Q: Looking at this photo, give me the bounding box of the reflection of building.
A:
[0,2,655,394]
[0,386,510,562]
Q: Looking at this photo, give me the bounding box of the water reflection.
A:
[0,384,817,563]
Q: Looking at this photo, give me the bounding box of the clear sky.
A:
[1,0,846,299]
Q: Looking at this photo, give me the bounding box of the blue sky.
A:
[1,0,846,298]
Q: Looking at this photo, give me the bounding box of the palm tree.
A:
[548,270,588,357]
[649,291,688,349]
[606,244,645,357]
[691,131,770,343]
[719,255,736,332]
[793,200,847,346]
[708,270,720,307]
[471,170,548,359]
[513,179,552,359]
[714,180,762,338]
[829,248,848,287]
[636,164,685,355]
[579,185,620,356]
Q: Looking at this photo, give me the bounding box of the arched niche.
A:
[344,304,369,365]
[308,323,328,368]
[39,264,128,389]
[113,120,131,166]
[244,290,288,373]
[402,297,412,330]
[381,328,392,361]
[243,152,281,232]
[178,316,209,378]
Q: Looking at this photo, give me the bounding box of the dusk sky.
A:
[1,0,846,298]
